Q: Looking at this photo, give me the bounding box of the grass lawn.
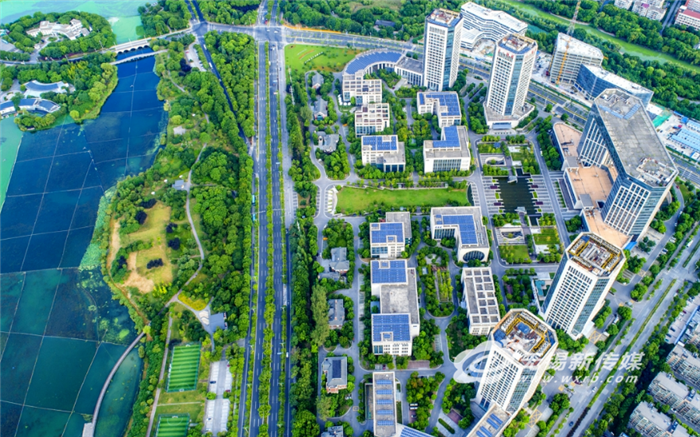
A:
[500,0,700,73]
[679,183,694,204]
[167,344,201,392]
[285,44,362,74]
[178,293,208,311]
[348,0,401,12]
[122,203,174,291]
[160,382,207,404]
[499,244,530,261]
[533,227,560,245]
[336,187,468,214]
[155,414,189,437]
[154,404,203,424]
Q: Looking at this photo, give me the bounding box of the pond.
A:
[0,55,166,437]
[496,174,537,216]
[0,0,144,44]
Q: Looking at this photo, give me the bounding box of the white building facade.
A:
[422,9,463,91]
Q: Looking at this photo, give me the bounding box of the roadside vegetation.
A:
[138,0,191,37]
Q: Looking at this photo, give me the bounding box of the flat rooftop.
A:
[671,128,700,152]
[380,269,419,328]
[344,50,403,75]
[427,8,462,27]
[373,372,397,437]
[371,260,408,284]
[567,233,624,276]
[653,372,691,399]
[492,309,557,363]
[462,267,500,328]
[466,404,510,437]
[594,89,677,187]
[386,211,412,241]
[372,313,412,342]
[634,402,689,437]
[460,1,527,31]
[553,122,581,161]
[371,222,404,245]
[396,55,423,74]
[581,65,652,96]
[582,209,630,250]
[431,206,488,248]
[424,125,471,162]
[670,343,700,369]
[418,92,461,117]
[566,165,613,207]
[498,34,537,55]
[555,33,603,59]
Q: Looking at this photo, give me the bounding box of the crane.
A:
[555,0,582,85]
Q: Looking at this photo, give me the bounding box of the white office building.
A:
[676,6,700,30]
[578,89,677,237]
[476,309,558,413]
[462,267,500,336]
[370,259,420,340]
[485,35,537,129]
[542,233,625,339]
[632,0,667,21]
[372,372,397,437]
[431,206,490,262]
[549,34,604,85]
[422,8,463,91]
[341,72,382,106]
[417,91,462,127]
[370,212,411,259]
[355,103,391,136]
[630,402,690,437]
[361,135,406,173]
[459,2,527,50]
[423,125,471,173]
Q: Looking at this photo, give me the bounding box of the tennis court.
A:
[155,414,190,437]
[166,345,201,392]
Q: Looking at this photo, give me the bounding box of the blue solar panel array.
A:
[377,421,396,426]
[400,427,433,437]
[345,51,403,74]
[376,410,394,415]
[376,399,393,405]
[372,314,411,342]
[371,260,407,284]
[424,92,461,116]
[442,214,478,244]
[371,222,404,244]
[376,380,393,385]
[363,135,398,151]
[376,389,393,395]
[431,125,461,149]
[671,128,700,152]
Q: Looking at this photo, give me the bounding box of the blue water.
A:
[0,56,165,437]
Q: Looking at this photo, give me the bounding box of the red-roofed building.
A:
[676,5,700,30]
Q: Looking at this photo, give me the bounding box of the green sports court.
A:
[155,414,190,437]
[166,344,200,392]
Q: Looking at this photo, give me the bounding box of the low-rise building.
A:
[372,313,412,356]
[633,0,667,21]
[423,125,471,173]
[314,97,328,120]
[649,372,700,427]
[342,71,382,106]
[342,49,423,87]
[370,260,409,296]
[370,259,420,341]
[355,103,390,136]
[462,267,500,336]
[0,101,15,116]
[668,127,700,160]
[395,56,424,86]
[321,356,348,393]
[330,247,350,274]
[361,135,406,173]
[629,402,689,437]
[430,207,490,262]
[370,212,411,258]
[312,72,324,90]
[668,344,700,387]
[321,425,344,437]
[676,6,700,31]
[328,299,345,330]
[417,91,462,127]
[680,311,700,346]
[372,372,397,437]
[27,18,89,40]
[615,0,634,9]
[317,133,340,154]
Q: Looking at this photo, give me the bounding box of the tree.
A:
[292,410,320,437]
[617,306,632,321]
[561,113,569,122]
[545,103,553,112]
[310,284,330,348]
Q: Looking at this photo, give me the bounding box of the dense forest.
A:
[199,0,261,25]
[138,0,191,37]
[280,0,462,41]
[2,11,116,58]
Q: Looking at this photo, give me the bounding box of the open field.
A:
[499,244,531,262]
[348,0,401,12]
[121,203,175,292]
[167,344,201,392]
[179,293,208,311]
[285,44,362,74]
[336,187,468,214]
[500,0,700,73]
[533,227,560,245]
[155,415,189,437]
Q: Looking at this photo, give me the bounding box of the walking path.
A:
[146,315,174,437]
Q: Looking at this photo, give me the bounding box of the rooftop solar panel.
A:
[477,431,489,437]
[481,426,494,437]
[376,410,394,415]
[422,92,461,117]
[346,51,403,74]
[400,428,434,437]
[376,399,393,405]
[375,380,393,385]
[372,314,411,342]
[363,135,398,151]
[377,421,396,426]
[376,389,393,395]
[431,125,461,149]
[490,414,503,425]
[371,222,404,244]
[487,418,500,428]
[442,214,478,245]
[371,260,407,284]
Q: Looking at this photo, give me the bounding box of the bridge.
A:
[111,50,166,65]
[109,39,152,55]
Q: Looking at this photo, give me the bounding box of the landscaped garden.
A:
[284,44,362,74]
[336,187,468,214]
[499,244,531,264]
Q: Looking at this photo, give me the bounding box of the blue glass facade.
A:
[576,65,653,108]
